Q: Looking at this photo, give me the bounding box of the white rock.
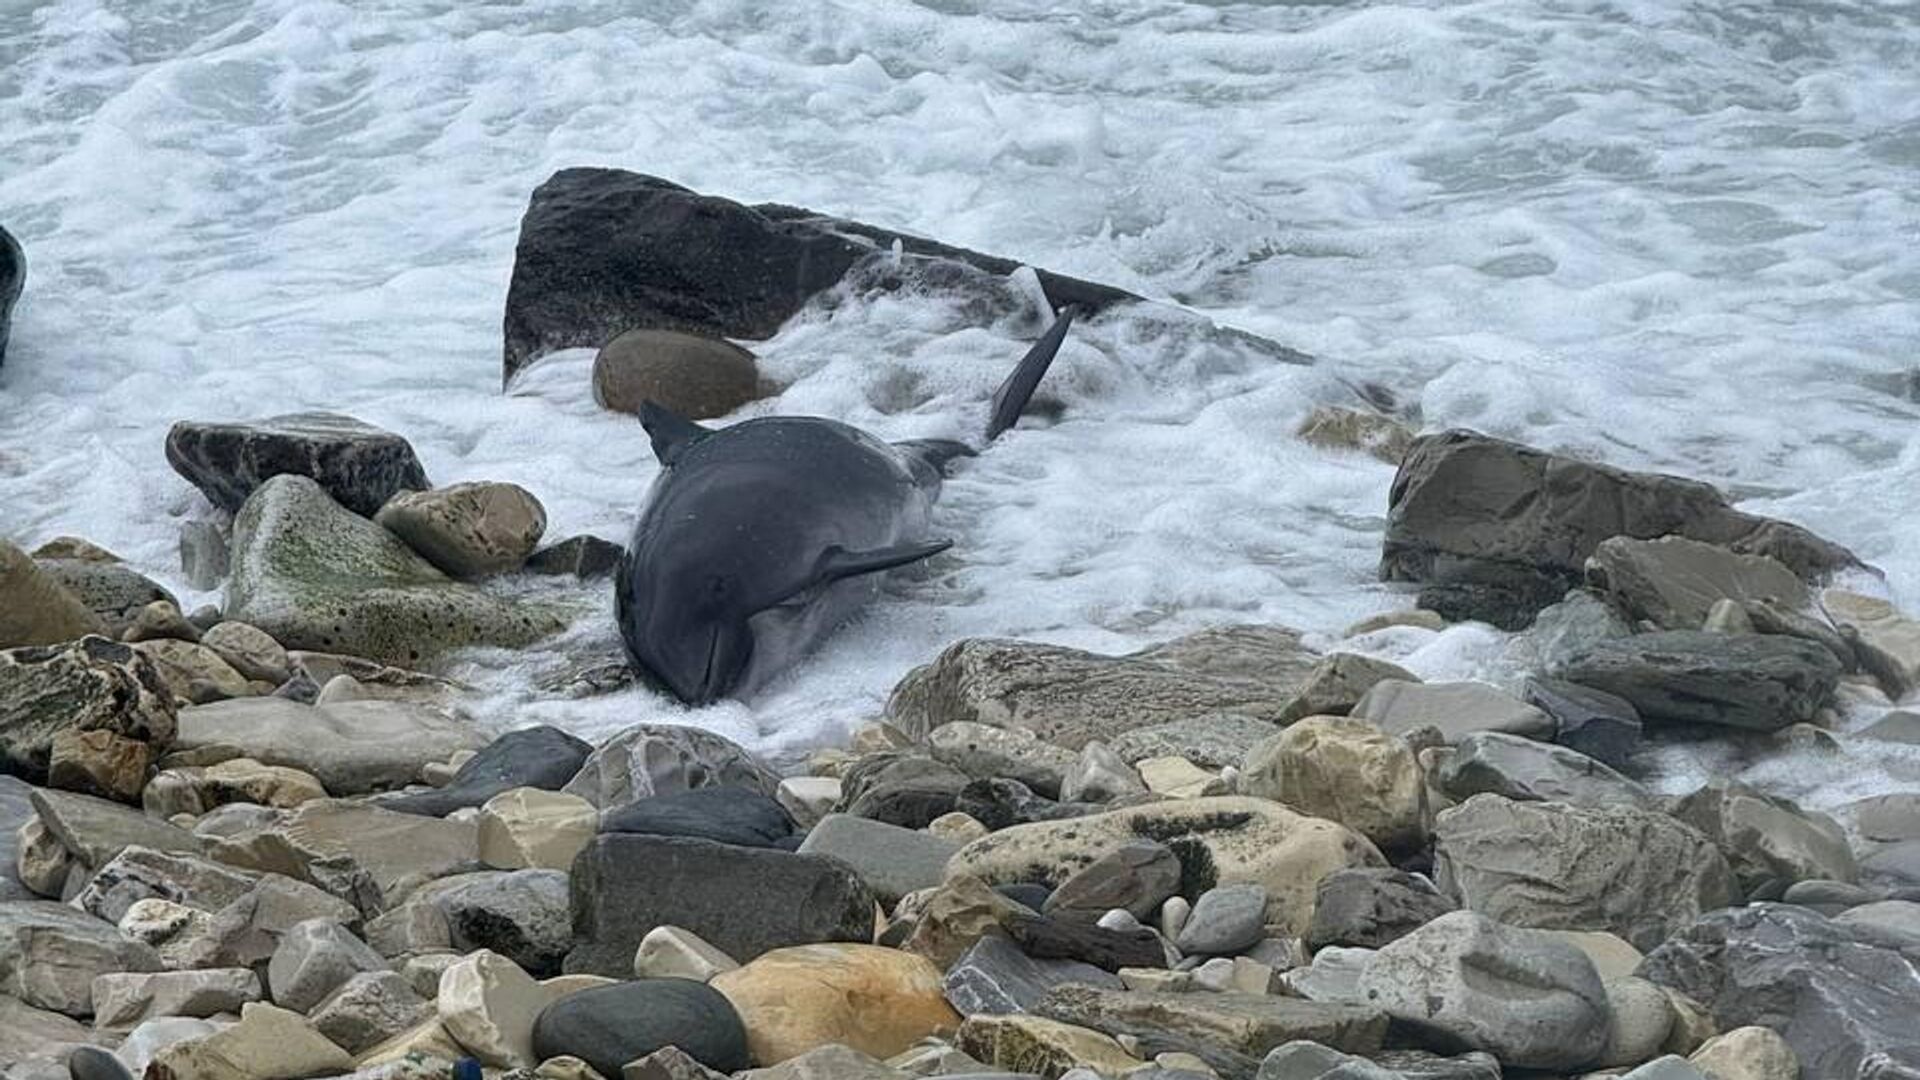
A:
[437,948,551,1068]
[775,776,842,829]
[633,925,740,982]
[477,787,597,871]
[1689,1025,1800,1080]
[1136,756,1223,799]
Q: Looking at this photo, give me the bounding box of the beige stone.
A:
[927,812,990,845]
[898,875,1021,971]
[1536,930,1645,982]
[16,817,73,896]
[1823,589,1920,698]
[437,948,550,1068]
[48,727,153,803]
[634,925,739,982]
[1281,653,1420,723]
[92,967,262,1029]
[1343,609,1446,637]
[199,621,291,684]
[1689,1025,1799,1080]
[0,539,106,648]
[948,796,1383,936]
[1662,988,1719,1056]
[1296,406,1415,465]
[712,943,961,1064]
[477,787,597,871]
[132,639,255,705]
[955,1014,1145,1078]
[146,1001,352,1080]
[1241,715,1426,853]
[592,329,761,421]
[355,1015,470,1069]
[1137,756,1224,799]
[122,601,202,644]
[775,777,841,830]
[204,758,328,808]
[376,482,548,578]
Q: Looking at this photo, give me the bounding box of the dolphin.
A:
[616,310,1075,705]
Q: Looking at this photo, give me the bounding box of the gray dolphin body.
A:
[617,312,1074,705]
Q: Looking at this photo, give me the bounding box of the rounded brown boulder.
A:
[591,329,759,420]
[710,942,960,1065]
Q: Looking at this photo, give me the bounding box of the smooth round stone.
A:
[64,1047,134,1080]
[530,979,748,1077]
[1175,884,1268,956]
[592,329,760,420]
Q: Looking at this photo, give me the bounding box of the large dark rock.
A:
[1639,904,1920,1079]
[532,979,750,1076]
[379,726,592,817]
[1305,868,1456,951]
[1000,908,1168,972]
[165,413,429,517]
[838,752,971,829]
[599,785,795,848]
[1522,677,1643,770]
[0,224,21,366]
[501,168,1142,383]
[563,834,874,976]
[1554,630,1841,731]
[1380,431,1862,627]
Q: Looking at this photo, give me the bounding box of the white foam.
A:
[3,2,1918,808]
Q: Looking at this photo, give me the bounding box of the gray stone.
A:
[1522,677,1643,770]
[622,1045,734,1079]
[797,813,962,905]
[1350,680,1554,743]
[1175,883,1268,956]
[592,328,761,420]
[424,868,571,976]
[1851,792,1920,844]
[34,557,177,640]
[1281,653,1420,723]
[943,934,1122,1016]
[178,521,231,592]
[165,412,429,517]
[197,621,290,685]
[1860,709,1920,746]
[29,787,200,870]
[1833,899,1920,949]
[1823,590,1920,698]
[929,722,1079,799]
[1305,868,1456,951]
[0,636,177,791]
[374,481,547,578]
[91,967,262,1028]
[1600,976,1678,1068]
[379,723,593,818]
[1640,903,1920,1079]
[1040,840,1182,923]
[1673,780,1856,900]
[1586,535,1809,631]
[162,871,363,971]
[0,900,162,1015]
[1357,909,1609,1071]
[309,969,431,1054]
[199,798,478,912]
[1434,793,1735,951]
[1109,714,1285,770]
[70,845,257,923]
[1554,631,1841,731]
[1379,431,1859,627]
[1281,946,1375,1005]
[524,533,625,579]
[1782,878,1883,910]
[840,752,973,829]
[1859,839,1920,892]
[0,774,37,900]
[1058,741,1147,803]
[564,833,876,976]
[266,916,387,1013]
[563,721,779,810]
[1036,984,1387,1072]
[170,696,484,796]
[1257,1042,1503,1080]
[887,626,1321,749]
[224,474,562,665]
[0,995,93,1078]
[733,1043,907,1080]
[1436,731,1650,807]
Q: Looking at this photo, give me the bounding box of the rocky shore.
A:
[4,175,1919,1080]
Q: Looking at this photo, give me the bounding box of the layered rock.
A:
[1554,631,1841,731]
[0,635,176,795]
[170,696,484,796]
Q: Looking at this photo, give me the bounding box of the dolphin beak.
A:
[674,621,752,706]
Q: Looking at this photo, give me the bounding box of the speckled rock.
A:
[1240,716,1426,853]
[592,328,761,420]
[562,722,778,811]
[35,555,177,639]
[198,622,291,684]
[225,474,562,665]
[0,539,106,648]
[166,412,429,517]
[375,482,548,578]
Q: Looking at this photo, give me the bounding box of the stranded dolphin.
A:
[616,311,1075,705]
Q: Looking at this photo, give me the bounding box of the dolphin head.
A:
[615,549,764,706]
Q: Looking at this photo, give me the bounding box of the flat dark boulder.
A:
[165,412,429,518]
[563,833,874,977]
[0,224,22,367]
[379,725,592,817]
[597,785,794,848]
[501,168,1146,384]
[1380,430,1862,627]
[532,979,749,1076]
[1554,630,1841,731]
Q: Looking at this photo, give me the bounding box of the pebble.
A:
[1175,884,1268,956]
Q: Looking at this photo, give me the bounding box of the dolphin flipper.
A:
[638,400,712,465]
[985,309,1075,442]
[757,539,953,610]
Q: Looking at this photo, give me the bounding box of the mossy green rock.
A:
[227,475,562,666]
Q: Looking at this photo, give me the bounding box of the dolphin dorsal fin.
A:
[985,308,1075,442]
[638,400,712,465]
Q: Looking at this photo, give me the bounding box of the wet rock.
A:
[1673,780,1855,900]
[0,539,107,648]
[1434,793,1734,950]
[478,787,598,871]
[955,1013,1145,1078]
[524,534,625,579]
[171,697,483,797]
[1039,839,1182,923]
[375,481,548,578]
[166,412,429,517]
[1554,631,1841,731]
[1175,883,1268,956]
[1521,676,1643,770]
[1824,589,1920,698]
[1586,536,1809,632]
[309,969,431,1055]
[712,942,959,1064]
[887,626,1321,749]
[948,796,1384,937]
[35,555,177,640]
[563,722,778,811]
[531,977,750,1076]
[929,722,1079,799]
[1356,910,1609,1071]
[1379,430,1860,628]
[0,900,162,1015]
[796,813,960,905]
[563,833,875,976]
[1351,679,1554,743]
[267,917,388,1013]
[501,168,1136,382]
[1435,731,1651,807]
[943,934,1121,1017]
[1296,406,1414,465]
[839,752,972,829]
[592,328,761,419]
[1037,984,1386,1071]
[145,1001,352,1079]
[1640,903,1920,1079]
[1241,716,1426,853]
[1305,868,1456,951]
[91,967,262,1029]
[1109,714,1284,770]
[600,785,795,848]
[0,636,176,792]
[1280,653,1420,724]
[225,473,563,665]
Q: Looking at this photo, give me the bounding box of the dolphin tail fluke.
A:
[985,309,1074,442]
[638,400,712,465]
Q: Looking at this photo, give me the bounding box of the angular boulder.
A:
[0,900,162,1015]
[563,722,779,810]
[1672,780,1856,900]
[382,724,592,817]
[171,696,485,796]
[0,635,176,791]
[1554,631,1841,731]
[225,474,562,665]
[0,539,105,648]
[165,412,428,517]
[1240,715,1427,853]
[1585,535,1810,631]
[1435,731,1651,808]
[888,626,1320,748]
[941,934,1120,1016]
